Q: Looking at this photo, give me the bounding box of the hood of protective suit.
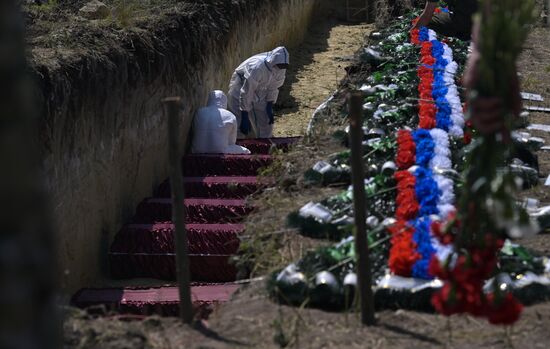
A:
[207,90,228,109]
[265,46,289,68]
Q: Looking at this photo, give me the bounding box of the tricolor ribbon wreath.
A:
[389,24,464,279]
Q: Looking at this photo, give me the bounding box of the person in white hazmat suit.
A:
[191,90,251,154]
[228,46,289,139]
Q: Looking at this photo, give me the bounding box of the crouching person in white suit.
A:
[228,46,289,139]
[191,90,251,154]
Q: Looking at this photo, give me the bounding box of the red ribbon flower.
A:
[388,220,420,276]
[486,292,524,325]
[396,130,416,169]
[410,27,420,45]
[395,171,419,220]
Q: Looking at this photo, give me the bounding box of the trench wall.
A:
[36,0,323,293]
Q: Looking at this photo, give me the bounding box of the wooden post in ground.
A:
[348,91,376,326]
[0,1,59,347]
[366,0,375,24]
[345,0,375,23]
[163,97,194,323]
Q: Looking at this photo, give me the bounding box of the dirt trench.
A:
[274,19,370,136]
[63,17,373,349]
[28,0,321,294]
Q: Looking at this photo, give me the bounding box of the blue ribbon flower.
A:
[418,27,430,42]
[411,217,436,279]
[430,40,452,131]
[414,167,440,216]
[413,129,435,167]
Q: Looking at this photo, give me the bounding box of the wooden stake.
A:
[163,97,194,323]
[0,1,59,347]
[366,0,375,24]
[348,91,376,326]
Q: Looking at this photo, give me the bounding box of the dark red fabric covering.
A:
[110,223,244,255]
[134,198,253,224]
[236,137,301,154]
[73,138,302,316]
[72,284,239,318]
[182,154,272,176]
[156,176,271,199]
[109,252,237,282]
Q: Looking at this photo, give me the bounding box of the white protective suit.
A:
[228,46,289,138]
[191,90,251,154]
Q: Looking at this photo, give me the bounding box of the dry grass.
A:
[375,0,415,28]
[110,1,137,28]
[236,123,346,278]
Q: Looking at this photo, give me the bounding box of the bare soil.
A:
[518,27,550,199]
[274,19,370,137]
[514,26,550,254]
[65,280,550,348]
